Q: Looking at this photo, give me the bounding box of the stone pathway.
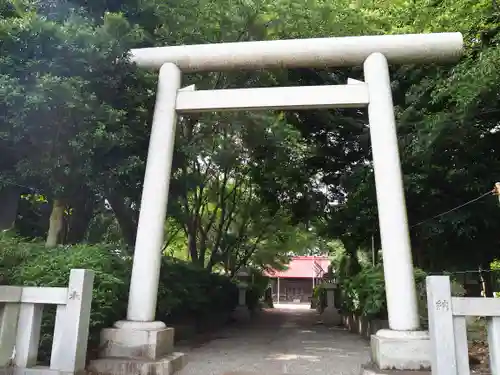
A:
[176,303,370,375]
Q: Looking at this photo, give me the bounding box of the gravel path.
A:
[176,304,370,375]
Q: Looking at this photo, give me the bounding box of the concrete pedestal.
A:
[88,321,186,375]
[370,329,431,370]
[231,283,251,322]
[231,305,251,322]
[321,305,341,326]
[321,283,340,326]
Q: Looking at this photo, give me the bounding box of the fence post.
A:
[0,299,21,366]
[453,315,470,375]
[49,304,68,370]
[50,269,94,373]
[488,317,500,375]
[426,276,457,375]
[14,303,44,367]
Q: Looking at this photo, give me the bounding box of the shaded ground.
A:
[176,304,370,375]
[469,318,490,374]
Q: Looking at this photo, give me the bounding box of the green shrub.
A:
[338,263,466,326]
[0,232,47,285]
[312,284,327,312]
[1,237,130,362]
[491,260,500,270]
[244,270,270,310]
[246,284,260,310]
[262,286,274,308]
[416,270,465,329]
[490,260,500,295]
[1,235,238,364]
[339,265,386,319]
[157,258,238,321]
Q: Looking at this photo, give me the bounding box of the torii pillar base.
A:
[88,322,187,375]
[369,329,431,371]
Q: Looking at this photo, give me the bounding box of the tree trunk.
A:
[0,186,20,231]
[106,191,138,249]
[65,192,96,244]
[187,226,199,264]
[46,199,65,248]
[198,233,208,267]
[480,266,494,297]
[340,236,362,276]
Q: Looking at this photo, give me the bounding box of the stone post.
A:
[50,269,94,373]
[232,283,251,321]
[238,284,247,307]
[321,283,341,326]
[363,52,431,371]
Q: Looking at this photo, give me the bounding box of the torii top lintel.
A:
[129,32,463,72]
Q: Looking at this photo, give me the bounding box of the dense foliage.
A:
[330,260,466,327]
[320,0,500,275]
[0,0,322,273]
[0,233,238,362]
[2,0,499,276]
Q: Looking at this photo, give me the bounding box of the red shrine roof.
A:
[263,256,330,279]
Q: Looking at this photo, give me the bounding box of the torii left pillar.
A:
[88,63,187,375]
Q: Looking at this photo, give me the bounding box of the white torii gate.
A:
[90,32,463,374]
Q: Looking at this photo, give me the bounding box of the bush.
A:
[339,265,387,319]
[1,234,238,363]
[490,260,500,296]
[312,284,327,312]
[338,263,466,326]
[1,238,130,362]
[416,270,465,329]
[157,258,238,322]
[262,286,274,308]
[245,284,260,310]
[245,270,270,310]
[491,260,500,271]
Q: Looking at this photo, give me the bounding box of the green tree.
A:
[315,0,500,275]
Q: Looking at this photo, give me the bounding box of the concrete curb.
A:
[361,363,431,375]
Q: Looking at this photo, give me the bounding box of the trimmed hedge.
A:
[0,234,238,363]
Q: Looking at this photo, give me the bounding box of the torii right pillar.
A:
[363,52,429,371]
